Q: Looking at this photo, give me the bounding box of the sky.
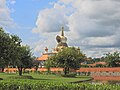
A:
[0,0,120,58]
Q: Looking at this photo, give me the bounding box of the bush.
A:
[61,73,76,77]
[0,78,3,80]
[6,75,33,79]
[0,80,119,90]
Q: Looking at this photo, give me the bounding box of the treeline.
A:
[0,27,35,75]
[81,51,120,68]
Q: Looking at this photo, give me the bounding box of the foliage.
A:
[96,64,104,67]
[6,75,33,79]
[33,59,39,71]
[0,27,34,75]
[81,64,89,68]
[0,27,21,69]
[45,47,85,75]
[15,46,34,76]
[61,73,76,77]
[104,51,120,67]
[0,80,120,90]
[44,56,57,73]
[0,28,21,70]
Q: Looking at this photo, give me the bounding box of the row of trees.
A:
[80,51,120,68]
[45,48,120,75]
[0,27,34,75]
[104,51,120,67]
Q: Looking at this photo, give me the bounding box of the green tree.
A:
[44,56,57,74]
[33,58,39,71]
[0,27,34,75]
[104,51,120,67]
[9,36,34,76]
[46,47,85,75]
[0,27,9,71]
[0,28,21,71]
[15,46,34,76]
[8,35,22,65]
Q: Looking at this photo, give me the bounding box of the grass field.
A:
[0,72,91,83]
[0,73,120,90]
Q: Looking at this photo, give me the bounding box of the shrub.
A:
[0,78,3,80]
[0,80,120,90]
[61,73,76,77]
[6,75,33,79]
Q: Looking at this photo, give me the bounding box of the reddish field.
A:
[76,67,120,72]
[93,76,120,81]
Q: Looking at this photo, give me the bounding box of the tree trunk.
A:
[64,67,67,75]
[18,67,22,76]
[23,68,26,74]
[47,67,50,74]
[64,67,70,75]
[35,66,38,71]
[1,67,4,72]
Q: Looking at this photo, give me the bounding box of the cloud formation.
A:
[32,3,71,33]
[33,0,120,57]
[0,0,16,28]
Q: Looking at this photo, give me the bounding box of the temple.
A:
[37,27,68,67]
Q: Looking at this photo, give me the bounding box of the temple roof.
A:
[37,54,49,61]
[37,52,56,61]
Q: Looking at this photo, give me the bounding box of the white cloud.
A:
[33,0,120,57]
[0,0,16,28]
[9,0,16,5]
[32,3,71,33]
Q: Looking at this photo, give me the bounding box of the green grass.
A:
[0,72,91,83]
[0,73,119,90]
[0,80,120,90]
[0,73,16,79]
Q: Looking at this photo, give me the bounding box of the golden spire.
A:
[45,47,48,53]
[61,26,64,36]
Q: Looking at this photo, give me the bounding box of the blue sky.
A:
[0,0,120,57]
[4,0,57,56]
[6,0,56,43]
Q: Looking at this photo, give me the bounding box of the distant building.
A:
[37,27,68,67]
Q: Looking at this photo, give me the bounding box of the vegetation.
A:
[6,75,33,80]
[15,45,34,76]
[0,27,20,72]
[0,73,91,83]
[0,27,34,76]
[33,60,39,71]
[104,51,120,67]
[0,80,120,90]
[80,51,120,68]
[45,47,85,75]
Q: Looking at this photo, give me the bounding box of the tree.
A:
[44,56,57,74]
[0,27,34,75]
[45,47,85,75]
[15,46,34,76]
[0,27,9,71]
[0,28,21,71]
[104,51,120,67]
[33,58,39,71]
